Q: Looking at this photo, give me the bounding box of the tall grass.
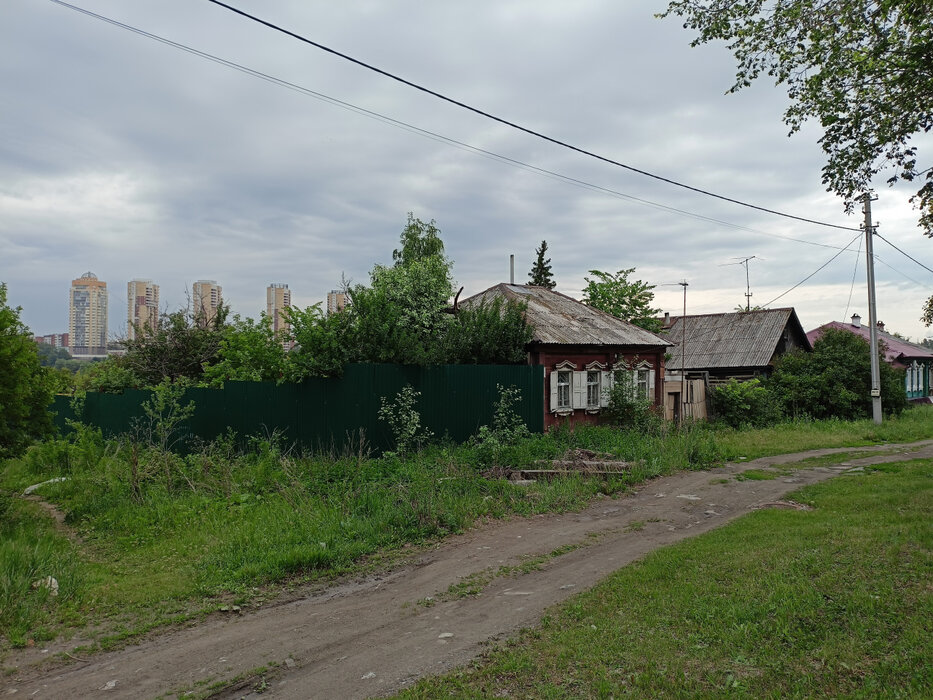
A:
[0,493,82,646]
[1,405,930,648]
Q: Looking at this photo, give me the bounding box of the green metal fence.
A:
[51,363,545,453]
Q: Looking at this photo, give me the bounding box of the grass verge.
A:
[1,405,930,654]
[396,459,933,699]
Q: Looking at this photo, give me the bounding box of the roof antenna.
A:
[720,255,758,310]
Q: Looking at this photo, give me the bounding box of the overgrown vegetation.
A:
[712,328,909,428]
[398,458,933,698]
[69,214,533,399]
[0,283,55,458]
[4,405,930,651]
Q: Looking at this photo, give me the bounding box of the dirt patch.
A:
[5,440,933,699]
[756,499,814,511]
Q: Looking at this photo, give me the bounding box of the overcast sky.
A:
[2,0,931,342]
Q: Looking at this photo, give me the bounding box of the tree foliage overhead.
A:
[0,283,54,457]
[922,294,933,326]
[661,0,933,236]
[527,240,556,289]
[582,268,663,332]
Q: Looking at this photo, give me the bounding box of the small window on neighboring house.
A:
[557,370,572,409]
[586,371,601,408]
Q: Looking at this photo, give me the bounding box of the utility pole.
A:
[679,280,688,424]
[863,193,882,424]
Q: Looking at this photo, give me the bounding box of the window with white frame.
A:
[636,368,650,400]
[586,370,601,408]
[557,370,572,409]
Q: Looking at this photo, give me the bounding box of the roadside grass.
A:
[397,459,933,699]
[713,403,933,461]
[0,405,930,653]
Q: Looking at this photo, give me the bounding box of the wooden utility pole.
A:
[679,280,688,424]
[863,193,882,424]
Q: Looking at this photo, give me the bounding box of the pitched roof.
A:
[665,308,809,371]
[807,321,933,365]
[461,283,671,348]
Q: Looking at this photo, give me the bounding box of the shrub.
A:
[710,378,783,428]
[768,329,907,420]
[472,384,530,466]
[378,385,433,455]
[603,370,664,433]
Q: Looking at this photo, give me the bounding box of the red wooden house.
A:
[462,284,672,429]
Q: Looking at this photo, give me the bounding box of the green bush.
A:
[768,329,907,420]
[603,371,664,433]
[710,378,783,428]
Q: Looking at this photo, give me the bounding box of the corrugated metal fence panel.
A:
[48,364,545,452]
[51,395,76,433]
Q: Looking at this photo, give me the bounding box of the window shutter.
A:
[572,371,586,409]
[549,371,559,412]
[600,370,612,407]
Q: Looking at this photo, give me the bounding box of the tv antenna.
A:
[720,255,758,311]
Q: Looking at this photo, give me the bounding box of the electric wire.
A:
[47,0,856,253]
[842,234,863,321]
[873,255,928,288]
[49,0,927,315]
[762,232,863,308]
[874,232,933,276]
[202,0,862,233]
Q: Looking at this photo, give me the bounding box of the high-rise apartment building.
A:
[266,283,291,336]
[69,272,108,356]
[127,279,160,341]
[192,280,222,325]
[327,289,348,315]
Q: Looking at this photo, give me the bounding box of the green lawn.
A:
[397,459,933,699]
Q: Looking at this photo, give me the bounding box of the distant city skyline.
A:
[33,272,344,343]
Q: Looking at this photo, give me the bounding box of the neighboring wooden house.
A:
[461,284,672,429]
[807,315,933,402]
[661,308,811,419]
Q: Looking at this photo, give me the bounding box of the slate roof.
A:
[665,308,810,371]
[461,284,671,348]
[807,321,933,367]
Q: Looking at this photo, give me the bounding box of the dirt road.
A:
[6,441,932,699]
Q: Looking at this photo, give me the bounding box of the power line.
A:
[762,233,863,308]
[873,255,928,287]
[47,0,857,254]
[874,232,933,276]
[842,234,862,321]
[203,0,862,233]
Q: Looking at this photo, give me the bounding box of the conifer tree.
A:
[527,240,556,289]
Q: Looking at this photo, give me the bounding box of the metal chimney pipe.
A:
[510,254,514,284]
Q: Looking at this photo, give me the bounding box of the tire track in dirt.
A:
[6,440,932,699]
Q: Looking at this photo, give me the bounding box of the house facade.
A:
[807,315,933,402]
[462,284,672,429]
[662,308,811,420]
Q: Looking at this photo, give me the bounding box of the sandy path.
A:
[6,440,931,699]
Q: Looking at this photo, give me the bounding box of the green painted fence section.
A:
[51,364,545,453]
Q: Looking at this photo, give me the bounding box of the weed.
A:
[378,385,433,456]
